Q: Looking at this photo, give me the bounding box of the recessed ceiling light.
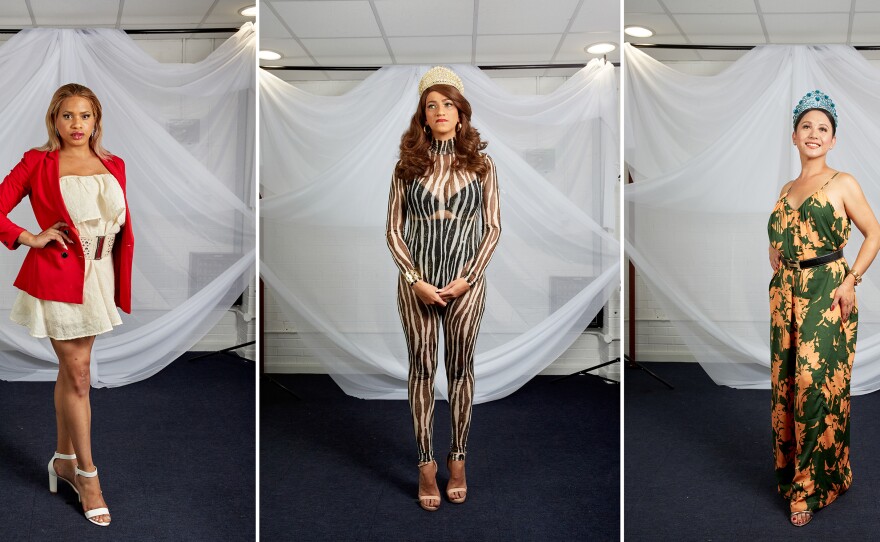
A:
[624,26,654,38]
[239,5,257,17]
[259,50,282,61]
[585,42,616,55]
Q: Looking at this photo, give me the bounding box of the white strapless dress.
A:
[10,173,126,340]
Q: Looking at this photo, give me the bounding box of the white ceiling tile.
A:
[558,32,619,63]
[271,0,381,39]
[388,36,472,64]
[260,37,310,62]
[121,0,214,24]
[374,0,473,37]
[625,0,665,14]
[299,37,392,64]
[758,0,852,13]
[662,0,757,14]
[570,0,619,33]
[764,13,850,43]
[0,0,33,26]
[202,0,255,25]
[851,12,880,42]
[478,0,580,35]
[261,3,293,38]
[623,12,685,40]
[674,14,765,42]
[476,33,561,63]
[856,0,880,12]
[31,0,119,26]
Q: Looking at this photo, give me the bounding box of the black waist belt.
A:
[781,249,844,270]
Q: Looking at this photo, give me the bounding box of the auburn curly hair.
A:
[395,84,488,181]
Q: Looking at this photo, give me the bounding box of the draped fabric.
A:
[624,43,880,394]
[0,25,255,385]
[261,62,619,403]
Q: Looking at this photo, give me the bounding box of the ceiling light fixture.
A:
[239,5,257,17]
[585,42,616,55]
[624,26,654,38]
[259,50,282,61]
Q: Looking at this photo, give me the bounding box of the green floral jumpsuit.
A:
[767,173,857,515]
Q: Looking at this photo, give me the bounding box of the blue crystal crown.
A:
[793,89,838,128]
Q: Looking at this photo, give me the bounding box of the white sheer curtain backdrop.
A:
[261,62,619,403]
[625,43,880,393]
[0,25,255,385]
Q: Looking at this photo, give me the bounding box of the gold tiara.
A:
[417,66,464,96]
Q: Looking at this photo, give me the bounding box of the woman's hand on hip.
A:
[438,278,471,302]
[769,245,781,272]
[831,277,856,322]
[18,221,71,249]
[412,281,447,307]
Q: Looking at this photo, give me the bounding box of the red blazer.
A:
[0,149,133,313]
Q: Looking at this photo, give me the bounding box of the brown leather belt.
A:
[780,249,843,270]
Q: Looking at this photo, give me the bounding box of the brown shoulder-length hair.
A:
[36,83,112,159]
[395,83,488,181]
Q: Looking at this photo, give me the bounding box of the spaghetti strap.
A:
[820,171,840,191]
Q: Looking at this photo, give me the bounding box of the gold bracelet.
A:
[403,269,422,286]
[848,269,863,286]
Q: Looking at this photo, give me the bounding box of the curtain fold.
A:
[0,25,256,386]
[625,43,880,393]
[261,62,619,403]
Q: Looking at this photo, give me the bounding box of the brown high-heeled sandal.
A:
[417,460,440,511]
[446,456,467,504]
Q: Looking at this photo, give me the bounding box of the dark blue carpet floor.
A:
[0,352,255,541]
[625,362,880,541]
[261,373,619,542]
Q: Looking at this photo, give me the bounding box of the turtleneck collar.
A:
[430,138,456,155]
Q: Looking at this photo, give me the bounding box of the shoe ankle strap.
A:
[53,452,77,460]
[75,466,98,478]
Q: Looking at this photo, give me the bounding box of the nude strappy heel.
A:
[75,466,110,527]
[47,452,77,494]
[446,456,467,504]
[417,460,440,511]
[790,510,813,527]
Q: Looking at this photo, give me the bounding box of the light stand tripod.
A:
[625,354,674,389]
[553,358,619,384]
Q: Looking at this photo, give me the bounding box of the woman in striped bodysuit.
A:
[386,66,501,511]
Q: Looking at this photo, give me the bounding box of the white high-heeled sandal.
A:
[75,466,110,527]
[47,452,77,494]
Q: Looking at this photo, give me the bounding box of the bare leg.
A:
[51,336,110,525]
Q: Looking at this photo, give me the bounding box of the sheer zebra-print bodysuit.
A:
[386,138,501,463]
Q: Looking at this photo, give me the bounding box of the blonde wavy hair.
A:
[37,83,112,159]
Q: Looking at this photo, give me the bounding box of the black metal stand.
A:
[263,375,301,400]
[553,358,619,384]
[625,354,674,389]
[187,341,255,363]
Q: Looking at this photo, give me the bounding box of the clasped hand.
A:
[412,278,471,307]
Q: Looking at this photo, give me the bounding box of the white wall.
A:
[262,71,621,380]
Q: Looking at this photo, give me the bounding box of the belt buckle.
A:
[782,258,800,270]
[94,236,105,260]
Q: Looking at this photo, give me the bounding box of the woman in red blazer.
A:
[0,84,133,527]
